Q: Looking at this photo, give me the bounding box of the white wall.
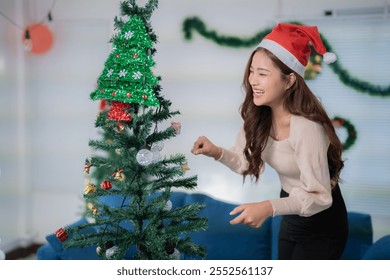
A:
[0,0,389,252]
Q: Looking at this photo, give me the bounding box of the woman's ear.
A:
[285,73,297,90]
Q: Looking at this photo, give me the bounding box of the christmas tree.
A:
[56,0,207,260]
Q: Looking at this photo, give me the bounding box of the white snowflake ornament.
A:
[106,69,114,77]
[132,71,142,80]
[119,69,127,77]
[124,31,133,40]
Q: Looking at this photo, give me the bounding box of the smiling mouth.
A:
[253,89,265,96]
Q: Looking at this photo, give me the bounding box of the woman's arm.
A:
[192,125,253,174]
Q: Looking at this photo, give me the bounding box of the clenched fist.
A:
[191,136,223,160]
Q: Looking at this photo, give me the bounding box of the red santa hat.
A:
[258,23,336,77]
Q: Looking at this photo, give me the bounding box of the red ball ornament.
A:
[22,23,54,54]
[101,180,112,190]
[55,228,68,242]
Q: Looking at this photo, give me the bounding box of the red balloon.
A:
[23,23,54,54]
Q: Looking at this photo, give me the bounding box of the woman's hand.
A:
[229,201,273,228]
[191,136,222,160]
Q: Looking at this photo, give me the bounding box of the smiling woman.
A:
[191,23,348,260]
[1,0,389,262]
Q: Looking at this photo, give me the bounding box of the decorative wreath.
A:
[332,116,357,151]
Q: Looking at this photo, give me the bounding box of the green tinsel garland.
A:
[332,116,357,152]
[182,17,390,97]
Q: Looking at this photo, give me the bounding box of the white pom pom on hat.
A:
[258,23,337,77]
[323,52,337,64]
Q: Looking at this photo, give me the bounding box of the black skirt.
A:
[278,184,349,260]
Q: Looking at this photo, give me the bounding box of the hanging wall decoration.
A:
[22,23,54,54]
[0,1,56,54]
[332,116,357,152]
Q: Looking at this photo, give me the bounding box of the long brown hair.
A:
[240,47,344,187]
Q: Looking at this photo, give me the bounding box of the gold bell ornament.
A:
[112,169,125,181]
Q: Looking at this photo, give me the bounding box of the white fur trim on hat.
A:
[258,39,306,77]
[323,52,337,64]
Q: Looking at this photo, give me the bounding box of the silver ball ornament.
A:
[164,200,173,211]
[136,149,154,166]
[106,245,119,259]
[96,246,103,256]
[169,248,181,260]
[151,141,164,152]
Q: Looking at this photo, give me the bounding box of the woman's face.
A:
[248,50,288,108]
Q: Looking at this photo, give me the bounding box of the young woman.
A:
[191,23,348,260]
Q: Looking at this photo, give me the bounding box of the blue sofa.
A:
[37,191,390,260]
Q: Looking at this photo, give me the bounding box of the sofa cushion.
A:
[36,243,61,260]
[270,216,282,260]
[182,192,272,260]
[362,235,390,260]
[341,212,373,259]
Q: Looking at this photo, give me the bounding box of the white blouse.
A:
[218,114,332,217]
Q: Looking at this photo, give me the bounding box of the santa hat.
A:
[258,23,336,77]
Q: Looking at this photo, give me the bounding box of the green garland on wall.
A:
[183,17,273,48]
[182,17,390,97]
[332,116,357,152]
